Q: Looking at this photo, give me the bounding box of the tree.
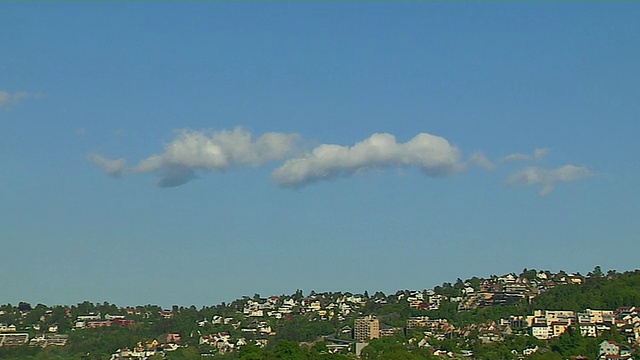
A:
[273,340,306,360]
[238,344,264,360]
[360,337,423,360]
[18,302,32,313]
[550,327,587,357]
[588,266,604,278]
[520,268,538,281]
[167,346,201,360]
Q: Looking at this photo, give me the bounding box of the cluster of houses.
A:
[402,290,445,311]
[402,307,640,345]
[456,271,584,311]
[74,313,135,329]
[0,330,68,348]
[109,337,181,360]
[1,322,67,347]
[527,307,640,344]
[354,311,636,359]
[197,332,268,354]
[1,269,638,359]
[236,293,370,322]
[402,307,640,359]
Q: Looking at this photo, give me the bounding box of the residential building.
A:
[599,340,620,357]
[354,316,380,341]
[0,333,29,346]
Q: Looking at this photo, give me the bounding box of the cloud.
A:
[88,126,592,196]
[129,127,300,187]
[0,90,42,108]
[533,148,549,159]
[156,166,197,188]
[502,153,530,162]
[502,147,549,163]
[506,165,593,196]
[272,132,466,188]
[87,153,127,178]
[467,152,495,171]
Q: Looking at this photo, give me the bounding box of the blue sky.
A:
[1,3,639,308]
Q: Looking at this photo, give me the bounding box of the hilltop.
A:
[1,266,639,359]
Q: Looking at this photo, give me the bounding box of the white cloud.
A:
[87,153,127,178]
[467,152,495,171]
[533,148,549,160]
[0,91,42,108]
[87,126,592,196]
[272,132,466,188]
[502,147,549,163]
[502,153,530,162]
[130,127,300,187]
[506,165,593,196]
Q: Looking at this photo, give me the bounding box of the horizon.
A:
[2,3,639,309]
[6,266,633,310]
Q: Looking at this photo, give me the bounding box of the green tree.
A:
[273,340,306,360]
[238,344,265,360]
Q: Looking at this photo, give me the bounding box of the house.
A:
[478,329,503,343]
[550,321,571,338]
[308,301,322,311]
[160,343,179,352]
[29,334,68,347]
[620,324,640,343]
[498,274,516,283]
[523,346,539,356]
[417,338,431,348]
[579,322,597,337]
[255,336,268,347]
[144,339,159,350]
[258,323,272,335]
[0,324,17,333]
[531,324,551,340]
[200,332,232,346]
[0,333,29,346]
[88,320,112,328]
[125,308,142,316]
[379,324,402,337]
[407,316,430,329]
[166,333,181,343]
[599,340,620,357]
[568,274,584,284]
[105,314,126,320]
[620,346,634,357]
[111,347,158,360]
[463,287,475,295]
[77,314,101,321]
[113,319,135,327]
[432,349,453,357]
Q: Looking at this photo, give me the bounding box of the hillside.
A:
[0,267,638,360]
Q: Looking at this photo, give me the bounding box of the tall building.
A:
[354,315,380,341]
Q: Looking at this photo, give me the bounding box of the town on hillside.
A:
[1,267,639,360]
